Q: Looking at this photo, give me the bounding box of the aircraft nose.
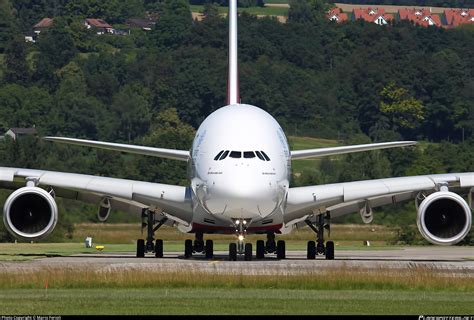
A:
[203,179,279,219]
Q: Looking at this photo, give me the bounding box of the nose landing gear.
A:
[229,219,252,261]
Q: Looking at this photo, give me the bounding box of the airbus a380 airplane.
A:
[1,0,472,261]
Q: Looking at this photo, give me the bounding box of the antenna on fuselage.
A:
[226,0,240,105]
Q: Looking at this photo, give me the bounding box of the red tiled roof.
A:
[352,7,392,24]
[327,8,349,23]
[398,8,441,27]
[85,18,113,29]
[444,9,474,27]
[34,18,53,29]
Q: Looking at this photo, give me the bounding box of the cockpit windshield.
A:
[214,150,270,161]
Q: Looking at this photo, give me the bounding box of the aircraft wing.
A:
[290,141,416,160]
[0,167,193,225]
[284,173,474,225]
[44,137,190,161]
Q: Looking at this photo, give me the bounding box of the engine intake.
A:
[417,191,472,245]
[3,187,58,241]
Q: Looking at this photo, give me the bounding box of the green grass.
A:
[0,288,472,315]
[288,136,341,175]
[190,5,288,16]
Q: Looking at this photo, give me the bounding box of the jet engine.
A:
[3,187,58,241]
[417,191,472,245]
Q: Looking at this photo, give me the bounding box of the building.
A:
[352,7,393,25]
[5,128,38,141]
[84,18,114,34]
[126,18,156,31]
[398,8,441,27]
[33,18,53,35]
[327,8,349,23]
[443,9,474,28]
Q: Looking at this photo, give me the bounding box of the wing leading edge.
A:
[291,141,417,160]
[44,137,190,161]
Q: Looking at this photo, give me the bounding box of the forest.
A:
[0,0,473,241]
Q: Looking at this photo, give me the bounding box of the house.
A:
[33,18,53,35]
[398,8,442,27]
[84,18,114,34]
[5,128,38,141]
[327,8,349,23]
[443,9,474,28]
[126,18,156,31]
[352,7,393,25]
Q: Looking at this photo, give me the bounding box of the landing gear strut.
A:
[136,208,167,258]
[305,213,334,260]
[183,232,214,259]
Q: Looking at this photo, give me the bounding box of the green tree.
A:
[151,0,193,48]
[3,36,30,85]
[380,82,424,130]
[111,84,152,142]
[0,0,17,53]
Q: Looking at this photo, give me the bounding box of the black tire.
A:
[256,240,265,259]
[205,240,214,259]
[136,239,145,258]
[244,243,252,261]
[155,239,163,258]
[184,239,193,259]
[276,240,286,259]
[307,240,316,260]
[326,241,335,260]
[229,243,237,261]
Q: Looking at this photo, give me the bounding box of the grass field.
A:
[0,267,472,314]
[190,5,288,16]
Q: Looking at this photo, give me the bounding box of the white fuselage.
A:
[189,104,290,232]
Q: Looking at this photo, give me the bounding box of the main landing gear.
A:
[183,232,214,259]
[256,232,285,259]
[136,208,168,258]
[305,213,334,260]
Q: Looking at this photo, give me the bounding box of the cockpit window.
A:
[243,151,255,159]
[260,151,271,161]
[214,150,224,161]
[229,151,242,158]
[255,151,265,161]
[219,150,229,160]
[215,150,269,161]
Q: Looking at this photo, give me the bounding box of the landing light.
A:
[243,220,247,225]
[238,235,244,241]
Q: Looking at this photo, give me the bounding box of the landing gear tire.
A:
[276,240,286,259]
[325,241,334,260]
[136,239,145,258]
[205,240,214,259]
[229,243,237,261]
[155,239,163,258]
[184,239,193,259]
[307,240,316,260]
[244,243,252,261]
[256,240,265,259]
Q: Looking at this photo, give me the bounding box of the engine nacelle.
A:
[3,187,58,241]
[97,197,111,222]
[417,191,472,245]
